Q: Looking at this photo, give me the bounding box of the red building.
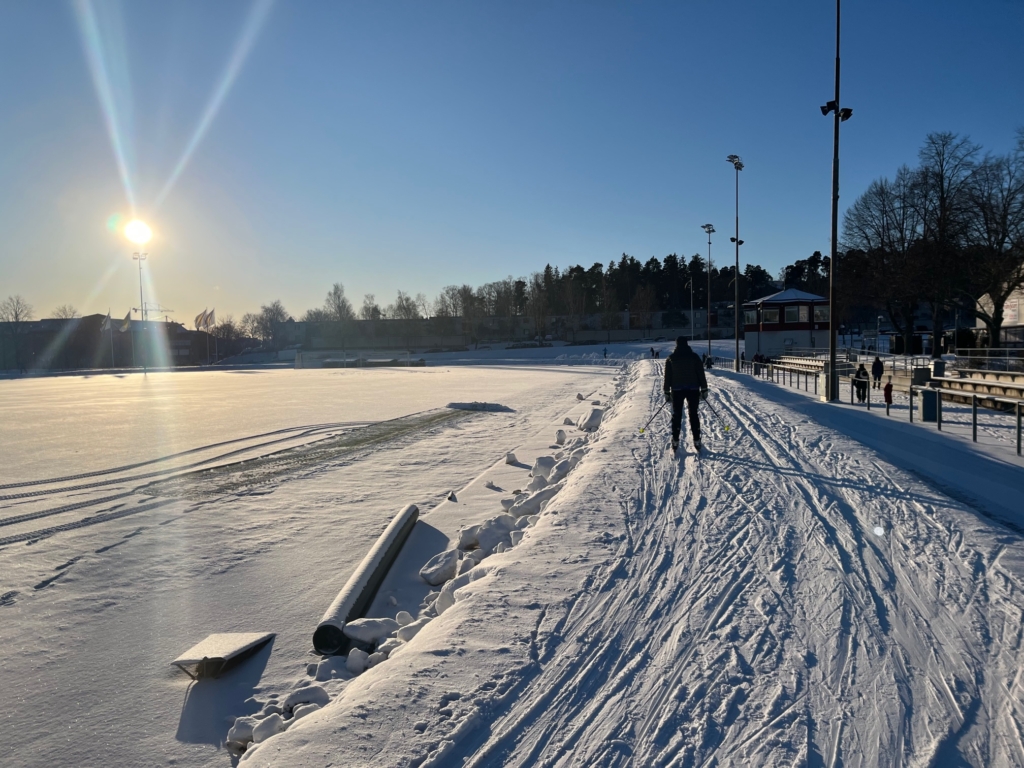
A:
[743,289,830,357]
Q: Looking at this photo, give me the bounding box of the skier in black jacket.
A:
[663,336,709,451]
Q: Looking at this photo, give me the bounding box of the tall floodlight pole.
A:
[727,155,745,371]
[701,224,715,358]
[820,0,852,400]
[125,219,153,374]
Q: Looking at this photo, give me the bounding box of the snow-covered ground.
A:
[3,340,1022,767]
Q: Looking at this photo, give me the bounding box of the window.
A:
[814,306,830,322]
[762,308,779,323]
[799,306,809,323]
[785,306,799,323]
[744,310,757,325]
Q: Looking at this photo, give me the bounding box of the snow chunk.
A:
[420,549,460,586]
[510,530,524,546]
[576,407,604,431]
[547,459,571,485]
[505,452,518,465]
[282,685,330,712]
[576,393,585,400]
[499,498,515,510]
[291,703,320,721]
[563,417,575,426]
[397,617,431,642]
[527,474,547,492]
[591,400,601,405]
[396,610,414,626]
[555,429,567,445]
[531,456,556,479]
[343,618,399,644]
[378,637,403,655]
[367,651,387,668]
[252,713,287,743]
[346,649,369,674]
[457,524,481,550]
[509,482,563,518]
[227,716,259,745]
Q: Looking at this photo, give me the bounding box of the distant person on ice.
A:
[663,337,709,452]
[871,356,884,389]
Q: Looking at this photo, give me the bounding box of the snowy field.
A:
[3,340,1024,767]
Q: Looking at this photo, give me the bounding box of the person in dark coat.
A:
[871,356,884,389]
[854,363,869,403]
[663,336,709,451]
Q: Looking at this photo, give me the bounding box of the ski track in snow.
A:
[451,364,1024,767]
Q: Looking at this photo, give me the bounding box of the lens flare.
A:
[154,0,274,208]
[125,219,152,244]
[73,0,137,212]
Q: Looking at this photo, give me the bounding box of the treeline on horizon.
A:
[4,129,1020,352]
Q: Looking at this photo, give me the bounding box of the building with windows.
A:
[743,288,830,357]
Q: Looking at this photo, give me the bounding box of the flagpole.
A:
[109,315,115,368]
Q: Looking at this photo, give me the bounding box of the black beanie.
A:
[676,336,689,347]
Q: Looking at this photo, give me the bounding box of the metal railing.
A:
[907,385,1023,455]
[953,348,1024,373]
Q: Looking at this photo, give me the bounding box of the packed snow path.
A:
[466,365,1024,767]
[256,360,1024,767]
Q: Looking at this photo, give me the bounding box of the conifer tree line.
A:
[841,130,1024,354]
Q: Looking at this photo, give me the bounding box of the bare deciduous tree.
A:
[0,295,34,323]
[51,304,79,320]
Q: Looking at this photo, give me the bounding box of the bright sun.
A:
[124,219,152,245]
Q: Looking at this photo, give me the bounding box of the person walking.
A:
[871,356,884,389]
[663,336,709,452]
[854,363,869,403]
[883,376,893,408]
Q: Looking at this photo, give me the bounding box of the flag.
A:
[195,309,208,331]
[100,311,112,332]
[119,311,131,333]
[205,309,215,330]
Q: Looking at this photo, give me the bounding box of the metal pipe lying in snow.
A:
[312,503,419,656]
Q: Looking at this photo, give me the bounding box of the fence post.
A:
[972,395,978,442]
[867,381,870,410]
[815,373,818,395]
[909,387,914,423]
[1017,401,1022,456]
[850,377,854,405]
[936,390,941,430]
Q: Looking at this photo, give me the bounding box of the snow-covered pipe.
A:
[312,504,419,655]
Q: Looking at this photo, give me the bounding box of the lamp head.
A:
[730,238,745,245]
[839,107,853,121]
[820,100,837,116]
[701,223,715,234]
[726,154,744,170]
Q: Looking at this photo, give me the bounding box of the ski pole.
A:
[702,398,730,432]
[639,399,668,434]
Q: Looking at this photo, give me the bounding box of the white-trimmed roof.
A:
[745,288,826,305]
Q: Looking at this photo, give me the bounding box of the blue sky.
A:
[1,0,1022,322]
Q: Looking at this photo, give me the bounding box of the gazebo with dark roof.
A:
[743,288,829,357]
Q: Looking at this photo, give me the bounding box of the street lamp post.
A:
[727,155,745,371]
[684,277,695,340]
[133,252,147,372]
[125,219,153,374]
[821,0,853,400]
[701,224,715,358]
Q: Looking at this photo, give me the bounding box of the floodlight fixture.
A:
[701,223,715,234]
[726,154,744,171]
[840,107,853,121]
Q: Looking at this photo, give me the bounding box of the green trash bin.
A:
[919,388,937,422]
